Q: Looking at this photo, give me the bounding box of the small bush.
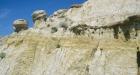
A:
[56,44,61,48]
[0,52,6,59]
[51,27,58,33]
[47,24,50,27]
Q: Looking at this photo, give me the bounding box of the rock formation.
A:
[0,0,140,75]
[13,19,28,32]
[70,4,82,8]
[32,10,47,28]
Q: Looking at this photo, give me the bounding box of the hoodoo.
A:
[13,19,28,32]
[32,10,47,28]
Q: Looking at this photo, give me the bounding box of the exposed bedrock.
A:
[69,15,140,41]
[0,0,140,75]
[0,31,139,75]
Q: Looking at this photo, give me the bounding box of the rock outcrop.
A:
[70,4,82,8]
[0,0,140,75]
[32,10,47,28]
[13,19,28,32]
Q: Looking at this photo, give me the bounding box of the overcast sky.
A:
[0,0,86,36]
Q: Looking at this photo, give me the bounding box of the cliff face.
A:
[0,0,140,75]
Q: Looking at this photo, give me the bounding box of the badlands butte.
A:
[0,0,140,75]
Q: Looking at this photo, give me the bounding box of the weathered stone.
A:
[32,10,47,28]
[53,9,68,17]
[0,0,140,75]
[70,24,89,35]
[70,4,82,8]
[32,10,47,22]
[13,19,28,32]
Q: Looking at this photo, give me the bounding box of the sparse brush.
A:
[51,27,58,33]
[56,44,61,48]
[0,52,6,59]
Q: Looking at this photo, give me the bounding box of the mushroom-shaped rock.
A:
[13,19,28,32]
[32,10,47,22]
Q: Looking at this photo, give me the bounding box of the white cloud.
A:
[0,9,11,19]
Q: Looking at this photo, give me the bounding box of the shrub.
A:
[0,52,6,59]
[56,44,61,48]
[51,27,58,33]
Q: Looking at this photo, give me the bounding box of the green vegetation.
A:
[56,44,61,48]
[51,27,58,33]
[0,52,6,59]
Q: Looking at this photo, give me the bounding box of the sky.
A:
[0,0,86,36]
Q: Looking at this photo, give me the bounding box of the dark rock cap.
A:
[13,19,28,32]
[70,4,82,8]
[32,10,47,22]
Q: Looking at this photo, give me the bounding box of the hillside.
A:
[0,0,140,75]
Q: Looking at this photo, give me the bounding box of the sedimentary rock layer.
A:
[0,0,140,75]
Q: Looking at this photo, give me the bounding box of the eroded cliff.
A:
[0,0,140,75]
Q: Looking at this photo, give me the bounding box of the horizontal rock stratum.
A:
[0,0,140,75]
